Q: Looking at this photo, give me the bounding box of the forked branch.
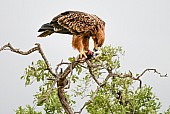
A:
[0,43,167,114]
[0,43,75,114]
[76,61,167,113]
[0,43,56,77]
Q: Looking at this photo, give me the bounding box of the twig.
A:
[0,43,79,114]
[78,64,88,69]
[100,73,112,87]
[39,77,58,103]
[86,60,101,86]
[74,86,100,114]
[35,43,56,77]
[0,43,62,105]
[137,68,167,79]
[110,68,167,88]
[78,62,167,113]
[0,43,38,55]
[1,43,167,114]
[39,61,73,104]
[55,60,71,74]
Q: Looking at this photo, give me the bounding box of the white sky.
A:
[0,0,170,113]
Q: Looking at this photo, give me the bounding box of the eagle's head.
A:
[93,24,105,51]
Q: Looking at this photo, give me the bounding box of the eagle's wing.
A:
[51,11,98,34]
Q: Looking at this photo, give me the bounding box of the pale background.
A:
[0,0,170,113]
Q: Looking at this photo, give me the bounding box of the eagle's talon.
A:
[37,11,105,61]
[79,51,87,59]
[85,50,94,59]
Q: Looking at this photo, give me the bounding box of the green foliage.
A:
[21,60,52,85]
[15,105,42,114]
[18,59,73,114]
[86,77,161,114]
[165,107,170,114]
[43,89,63,114]
[20,60,65,112]
[68,56,75,62]
[92,46,124,70]
[15,46,169,114]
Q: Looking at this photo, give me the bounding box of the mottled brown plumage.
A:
[38,11,105,58]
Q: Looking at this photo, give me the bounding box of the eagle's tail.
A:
[37,23,54,37]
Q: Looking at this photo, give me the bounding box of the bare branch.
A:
[137,68,167,79]
[100,72,112,87]
[35,43,56,77]
[1,43,166,114]
[0,43,56,77]
[0,43,65,108]
[109,68,167,88]
[0,43,81,114]
[0,43,38,55]
[76,59,167,113]
[86,60,102,86]
[55,60,71,75]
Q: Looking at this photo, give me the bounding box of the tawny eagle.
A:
[38,11,105,58]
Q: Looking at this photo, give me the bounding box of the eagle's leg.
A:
[79,49,87,58]
[72,35,88,59]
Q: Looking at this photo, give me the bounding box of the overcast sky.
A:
[0,0,170,113]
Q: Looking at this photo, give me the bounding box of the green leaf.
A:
[68,57,75,62]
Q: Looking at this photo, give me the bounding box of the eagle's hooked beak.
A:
[93,41,99,52]
[93,47,98,52]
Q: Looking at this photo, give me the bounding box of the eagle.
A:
[38,11,105,59]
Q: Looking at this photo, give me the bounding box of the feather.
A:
[51,11,105,34]
[38,23,54,32]
[37,22,72,37]
[37,11,105,59]
[38,30,54,37]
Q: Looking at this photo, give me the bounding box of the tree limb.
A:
[0,43,56,77]
[137,68,167,79]
[86,60,102,86]
[76,61,167,113]
[56,58,79,114]
[0,43,77,114]
[1,43,167,114]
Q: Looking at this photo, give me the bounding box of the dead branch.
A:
[1,43,167,114]
[137,68,167,79]
[0,43,77,114]
[35,43,56,77]
[0,43,56,77]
